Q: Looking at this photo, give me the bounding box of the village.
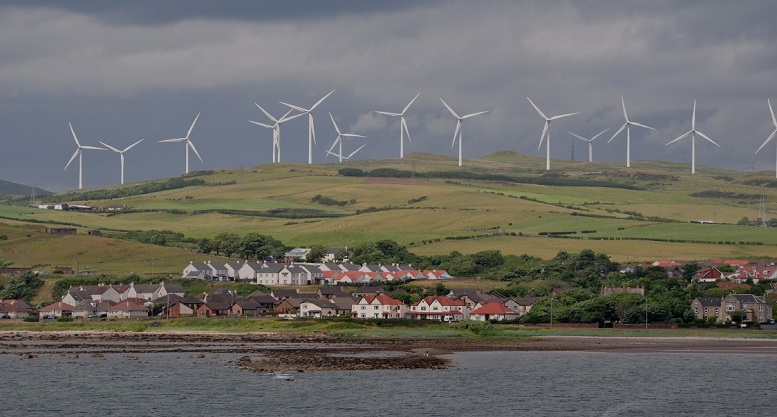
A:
[1,249,775,326]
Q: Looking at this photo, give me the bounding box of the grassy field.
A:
[2,151,777,272]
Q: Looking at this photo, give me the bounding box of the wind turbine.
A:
[607,96,655,168]
[280,90,335,164]
[527,97,579,171]
[666,100,720,174]
[99,139,144,185]
[65,123,106,190]
[440,98,489,167]
[325,144,367,162]
[568,128,610,163]
[158,113,203,174]
[327,112,365,163]
[250,105,303,163]
[375,93,420,158]
[755,99,777,178]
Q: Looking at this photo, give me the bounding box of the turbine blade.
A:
[81,146,106,151]
[608,123,627,143]
[756,131,777,154]
[462,110,489,119]
[279,111,305,123]
[621,95,629,121]
[341,133,366,138]
[549,112,579,121]
[69,123,81,146]
[691,100,697,130]
[769,99,777,127]
[375,111,401,117]
[65,149,79,170]
[696,130,720,147]
[590,127,611,141]
[526,97,547,119]
[124,139,144,152]
[347,144,367,159]
[402,117,411,142]
[452,120,461,148]
[324,149,338,158]
[538,121,549,150]
[186,113,200,139]
[188,140,204,163]
[279,102,309,113]
[310,90,335,110]
[249,120,273,129]
[329,112,341,135]
[255,104,277,123]
[630,121,655,130]
[99,141,121,153]
[567,132,588,142]
[159,137,187,143]
[327,136,341,154]
[402,93,421,114]
[440,98,459,119]
[666,131,692,146]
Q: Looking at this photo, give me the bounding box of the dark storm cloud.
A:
[1,0,777,192]
[2,0,437,25]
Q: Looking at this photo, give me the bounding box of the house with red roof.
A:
[421,269,451,280]
[107,300,149,319]
[0,300,33,319]
[38,301,75,319]
[469,302,520,322]
[406,296,468,322]
[352,294,408,319]
[733,266,777,283]
[693,267,724,283]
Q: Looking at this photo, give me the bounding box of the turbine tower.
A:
[250,105,303,163]
[665,100,720,174]
[64,123,106,190]
[608,96,655,168]
[99,139,144,185]
[527,97,579,171]
[568,128,610,163]
[158,113,203,174]
[327,112,365,163]
[280,90,335,164]
[755,99,777,178]
[375,93,420,158]
[440,98,489,167]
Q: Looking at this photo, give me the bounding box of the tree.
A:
[197,238,214,254]
[306,245,327,263]
[473,250,505,269]
[214,232,240,258]
[737,216,750,226]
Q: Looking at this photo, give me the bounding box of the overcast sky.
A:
[2,1,776,192]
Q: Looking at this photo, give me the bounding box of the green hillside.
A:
[1,151,776,274]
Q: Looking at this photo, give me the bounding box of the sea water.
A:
[4,350,774,416]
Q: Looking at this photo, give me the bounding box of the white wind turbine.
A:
[158,113,203,174]
[666,100,720,174]
[568,128,610,163]
[327,112,366,163]
[280,90,335,164]
[65,123,106,190]
[527,97,579,171]
[608,96,655,168]
[99,139,144,185]
[250,105,303,163]
[755,99,777,178]
[375,93,420,158]
[440,98,489,167]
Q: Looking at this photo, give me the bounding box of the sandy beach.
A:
[3,331,777,371]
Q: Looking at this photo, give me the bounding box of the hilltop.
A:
[1,151,776,275]
[0,180,52,200]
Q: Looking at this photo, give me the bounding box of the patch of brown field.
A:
[363,178,449,186]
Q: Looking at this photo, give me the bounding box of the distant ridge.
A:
[0,179,53,199]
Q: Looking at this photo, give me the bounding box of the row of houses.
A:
[181,260,450,285]
[61,282,185,306]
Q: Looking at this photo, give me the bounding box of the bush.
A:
[23,316,39,322]
[57,316,73,322]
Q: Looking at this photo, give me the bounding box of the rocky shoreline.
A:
[3,331,777,371]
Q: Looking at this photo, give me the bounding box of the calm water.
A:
[4,350,775,416]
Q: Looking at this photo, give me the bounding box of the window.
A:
[421,306,427,311]
[374,306,379,310]
[715,308,719,314]
[433,306,439,311]
[726,305,734,312]
[361,306,365,310]
[759,305,763,311]
[703,308,707,314]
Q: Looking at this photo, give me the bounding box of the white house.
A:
[352,294,408,319]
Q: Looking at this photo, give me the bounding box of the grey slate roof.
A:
[696,297,721,307]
